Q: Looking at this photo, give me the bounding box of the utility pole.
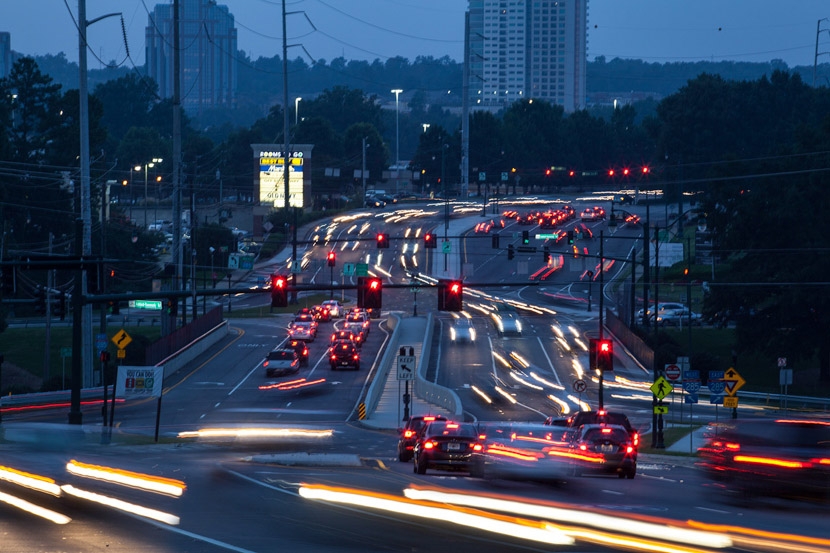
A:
[282,0,297,303]
[461,11,470,199]
[172,0,184,330]
[361,136,367,202]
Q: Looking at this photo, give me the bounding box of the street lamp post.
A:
[391,89,403,194]
[140,158,163,228]
[295,97,301,126]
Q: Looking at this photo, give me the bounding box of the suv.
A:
[545,409,639,448]
[263,348,300,377]
[329,340,360,370]
[321,300,343,318]
[397,414,448,461]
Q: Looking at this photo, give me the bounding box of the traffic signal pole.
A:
[598,231,605,409]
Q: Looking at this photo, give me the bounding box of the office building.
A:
[145,0,237,113]
[468,0,587,111]
[0,32,11,78]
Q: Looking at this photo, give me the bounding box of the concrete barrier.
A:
[364,313,401,413]
[414,313,463,417]
[157,321,230,378]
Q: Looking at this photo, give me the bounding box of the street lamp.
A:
[294,97,301,126]
[391,89,403,194]
[139,158,163,228]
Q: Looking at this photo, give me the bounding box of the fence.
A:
[145,306,224,366]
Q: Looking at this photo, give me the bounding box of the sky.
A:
[3,0,830,70]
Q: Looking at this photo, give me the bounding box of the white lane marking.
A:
[129,514,258,553]
[536,336,563,386]
[229,361,264,396]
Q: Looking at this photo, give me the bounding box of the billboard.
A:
[259,153,304,208]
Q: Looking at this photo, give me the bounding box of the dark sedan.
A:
[413,421,482,474]
[568,423,637,479]
[397,414,448,462]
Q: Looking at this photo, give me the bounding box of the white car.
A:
[288,322,315,341]
[450,318,476,343]
[491,304,523,336]
[321,299,343,318]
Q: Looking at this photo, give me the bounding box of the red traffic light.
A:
[607,169,615,177]
[568,170,575,177]
[622,168,630,176]
[424,233,436,248]
[438,279,463,312]
[369,279,380,290]
[358,276,382,309]
[271,274,288,307]
[376,233,390,248]
[545,168,551,176]
[642,166,650,174]
[327,251,336,267]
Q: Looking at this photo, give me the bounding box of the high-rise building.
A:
[468,0,587,111]
[145,0,237,113]
[0,32,11,78]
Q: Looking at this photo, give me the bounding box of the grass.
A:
[639,424,702,455]
[0,324,162,393]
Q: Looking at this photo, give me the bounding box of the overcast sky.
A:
[3,0,830,70]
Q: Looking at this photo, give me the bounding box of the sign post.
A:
[115,365,165,443]
[397,346,416,421]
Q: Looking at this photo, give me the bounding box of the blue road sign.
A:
[682,379,700,393]
[685,392,699,404]
[710,393,724,405]
[96,333,108,353]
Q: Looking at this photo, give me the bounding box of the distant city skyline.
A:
[2,1,830,71]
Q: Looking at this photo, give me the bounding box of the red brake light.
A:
[626,445,634,454]
[446,423,459,429]
[632,432,639,446]
[404,430,415,438]
[424,416,436,421]
[330,354,337,361]
[423,441,435,450]
[601,428,612,434]
[473,443,483,452]
[263,361,269,367]
[597,409,607,416]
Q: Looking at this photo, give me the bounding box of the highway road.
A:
[2,198,828,552]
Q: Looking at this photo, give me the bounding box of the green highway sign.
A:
[356,263,369,277]
[130,299,163,310]
[536,233,559,239]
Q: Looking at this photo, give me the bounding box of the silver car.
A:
[450,318,477,343]
[491,304,523,336]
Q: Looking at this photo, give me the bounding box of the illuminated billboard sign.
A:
[259,151,304,208]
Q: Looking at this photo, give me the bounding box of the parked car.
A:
[656,308,703,326]
[397,415,448,462]
[413,421,482,474]
[263,348,300,377]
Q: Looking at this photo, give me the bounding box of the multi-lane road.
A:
[2,198,827,552]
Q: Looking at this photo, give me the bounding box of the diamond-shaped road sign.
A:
[723,367,746,396]
[650,377,673,400]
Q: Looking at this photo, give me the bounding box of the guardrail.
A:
[363,313,401,414]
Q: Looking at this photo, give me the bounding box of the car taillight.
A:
[353,354,359,360]
[263,361,269,367]
[303,348,308,356]
[725,442,741,451]
[473,443,483,452]
[626,445,634,454]
[423,441,435,450]
[330,354,337,361]
[632,432,639,447]
[404,430,414,438]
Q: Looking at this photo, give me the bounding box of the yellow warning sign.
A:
[112,329,132,349]
[723,396,738,409]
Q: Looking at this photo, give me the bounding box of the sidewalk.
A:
[360,316,454,430]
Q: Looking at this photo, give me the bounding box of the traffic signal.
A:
[424,233,437,249]
[543,246,551,264]
[507,244,515,260]
[166,297,178,318]
[491,233,500,249]
[522,230,530,245]
[376,233,390,249]
[34,287,46,314]
[271,274,288,307]
[567,230,574,245]
[358,276,382,309]
[438,279,463,312]
[327,251,336,267]
[595,340,614,372]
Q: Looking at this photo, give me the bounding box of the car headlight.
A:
[469,328,476,341]
[450,328,456,341]
[516,321,522,332]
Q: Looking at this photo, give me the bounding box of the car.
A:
[696,418,830,500]
[345,311,370,335]
[412,421,482,474]
[288,322,316,341]
[547,409,640,448]
[365,195,386,208]
[329,340,360,370]
[286,338,310,366]
[469,422,574,482]
[567,423,638,479]
[293,313,319,330]
[580,208,598,222]
[330,329,357,345]
[376,193,397,205]
[311,304,332,322]
[656,308,703,326]
[636,302,685,321]
[397,414,449,461]
[490,303,523,336]
[321,299,343,318]
[450,317,476,343]
[263,348,300,377]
